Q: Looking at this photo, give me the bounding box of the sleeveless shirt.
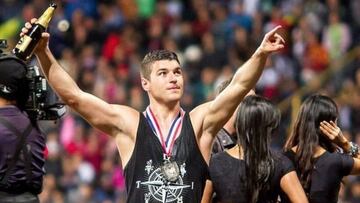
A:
[124,112,209,203]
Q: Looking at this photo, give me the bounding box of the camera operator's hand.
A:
[20,18,50,54]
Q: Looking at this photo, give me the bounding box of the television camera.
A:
[0,39,65,120]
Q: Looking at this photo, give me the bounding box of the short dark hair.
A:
[141,50,180,80]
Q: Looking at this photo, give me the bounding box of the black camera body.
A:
[25,65,66,120]
[0,39,65,120]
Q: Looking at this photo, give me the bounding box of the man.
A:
[0,53,45,203]
[23,18,284,202]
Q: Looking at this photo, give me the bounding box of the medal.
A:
[161,155,180,182]
[145,107,184,182]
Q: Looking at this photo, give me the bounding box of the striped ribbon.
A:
[145,106,184,156]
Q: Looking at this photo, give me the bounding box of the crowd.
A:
[1,0,360,202]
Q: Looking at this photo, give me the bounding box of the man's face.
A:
[142,60,184,103]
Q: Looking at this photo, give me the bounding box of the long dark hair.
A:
[284,94,338,191]
[236,95,280,202]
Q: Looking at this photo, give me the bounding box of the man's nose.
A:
[169,72,177,82]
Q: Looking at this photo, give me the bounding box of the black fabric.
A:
[209,150,294,203]
[0,106,45,195]
[281,150,354,203]
[23,141,33,185]
[0,115,32,185]
[212,128,236,154]
[0,191,39,203]
[124,112,209,203]
[0,57,27,100]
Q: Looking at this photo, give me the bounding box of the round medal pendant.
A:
[161,161,180,182]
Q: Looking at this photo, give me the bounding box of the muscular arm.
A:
[201,49,268,134]
[19,17,140,137]
[31,32,139,166]
[280,171,309,203]
[35,48,137,136]
[191,26,285,160]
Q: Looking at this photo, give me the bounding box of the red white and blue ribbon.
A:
[145,106,184,156]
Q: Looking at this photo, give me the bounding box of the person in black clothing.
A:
[211,79,256,155]
[208,79,255,202]
[283,94,360,203]
[22,17,286,202]
[0,55,45,202]
[202,95,308,203]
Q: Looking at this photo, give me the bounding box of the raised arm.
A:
[191,26,285,156]
[22,19,138,137]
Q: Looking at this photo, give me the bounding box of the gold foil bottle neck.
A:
[36,3,57,28]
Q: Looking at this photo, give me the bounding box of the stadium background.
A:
[0,0,360,202]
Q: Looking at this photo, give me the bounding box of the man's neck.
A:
[148,102,181,121]
[147,98,182,139]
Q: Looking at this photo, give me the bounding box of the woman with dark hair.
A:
[202,95,307,203]
[283,94,360,203]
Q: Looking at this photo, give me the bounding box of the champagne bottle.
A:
[13,3,57,61]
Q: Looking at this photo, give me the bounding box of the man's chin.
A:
[166,94,182,103]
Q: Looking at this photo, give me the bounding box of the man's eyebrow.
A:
[156,68,168,72]
[157,67,181,71]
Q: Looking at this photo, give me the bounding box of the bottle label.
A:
[15,35,32,52]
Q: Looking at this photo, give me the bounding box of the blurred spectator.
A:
[302,30,329,82]
[322,11,352,60]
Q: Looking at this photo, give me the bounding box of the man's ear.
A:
[141,77,150,91]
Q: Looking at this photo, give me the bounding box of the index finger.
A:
[265,25,282,39]
[321,121,336,132]
[30,18,37,24]
[274,33,285,44]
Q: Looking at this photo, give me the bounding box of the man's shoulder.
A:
[108,104,141,137]
[189,102,211,127]
[113,104,141,121]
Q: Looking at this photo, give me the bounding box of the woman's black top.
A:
[282,150,354,203]
[124,112,209,203]
[209,150,294,203]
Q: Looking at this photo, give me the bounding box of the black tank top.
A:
[124,112,208,203]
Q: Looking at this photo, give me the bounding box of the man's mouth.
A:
[168,86,180,90]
